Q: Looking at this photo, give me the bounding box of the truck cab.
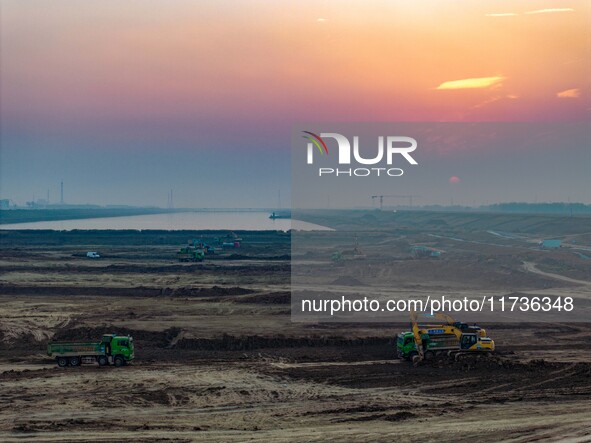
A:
[101,334,134,365]
[397,332,418,360]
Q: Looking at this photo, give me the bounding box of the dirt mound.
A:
[0,332,42,351]
[176,334,389,351]
[335,411,416,423]
[168,286,254,297]
[234,291,291,304]
[424,355,581,373]
[0,284,253,298]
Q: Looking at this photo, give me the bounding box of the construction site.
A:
[1,210,591,442]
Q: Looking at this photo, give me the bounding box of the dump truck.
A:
[397,311,494,363]
[410,245,441,259]
[47,334,134,367]
[397,330,460,360]
[177,246,205,262]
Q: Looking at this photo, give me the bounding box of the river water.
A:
[0,211,331,231]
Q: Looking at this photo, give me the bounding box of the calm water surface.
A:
[0,211,331,231]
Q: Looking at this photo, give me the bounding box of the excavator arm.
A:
[410,309,424,362]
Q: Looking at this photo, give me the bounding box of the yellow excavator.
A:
[397,310,495,364]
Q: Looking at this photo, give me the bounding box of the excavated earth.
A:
[1,218,591,442]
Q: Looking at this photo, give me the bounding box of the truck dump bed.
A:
[47,342,103,357]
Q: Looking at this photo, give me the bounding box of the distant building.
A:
[0,199,10,209]
[540,239,561,249]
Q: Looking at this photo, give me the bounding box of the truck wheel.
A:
[57,357,68,367]
[408,351,418,362]
[114,356,125,367]
[424,351,435,361]
[97,356,108,366]
[69,356,81,367]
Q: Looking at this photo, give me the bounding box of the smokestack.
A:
[60,181,64,204]
[167,189,174,209]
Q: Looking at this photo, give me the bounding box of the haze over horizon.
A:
[1,1,589,207]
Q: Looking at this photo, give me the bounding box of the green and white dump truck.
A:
[47,334,134,367]
[177,246,205,262]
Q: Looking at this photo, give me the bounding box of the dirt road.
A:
[524,261,591,286]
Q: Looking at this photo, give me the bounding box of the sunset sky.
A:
[1,0,589,207]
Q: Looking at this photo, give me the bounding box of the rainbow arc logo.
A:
[302,131,328,155]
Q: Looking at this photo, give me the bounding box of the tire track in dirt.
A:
[523,261,591,286]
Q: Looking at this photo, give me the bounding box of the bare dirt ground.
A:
[1,212,591,442]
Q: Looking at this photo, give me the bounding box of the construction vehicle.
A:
[397,311,494,363]
[269,210,291,219]
[190,239,216,255]
[410,245,442,259]
[331,234,366,262]
[47,334,134,367]
[177,246,205,262]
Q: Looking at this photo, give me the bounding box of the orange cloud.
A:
[436,77,505,90]
[525,8,574,15]
[557,88,581,98]
[487,8,574,17]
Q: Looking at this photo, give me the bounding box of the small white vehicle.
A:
[86,251,100,259]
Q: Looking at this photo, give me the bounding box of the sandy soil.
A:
[1,213,591,442]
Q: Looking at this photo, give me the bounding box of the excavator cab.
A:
[460,333,495,352]
[460,333,478,349]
